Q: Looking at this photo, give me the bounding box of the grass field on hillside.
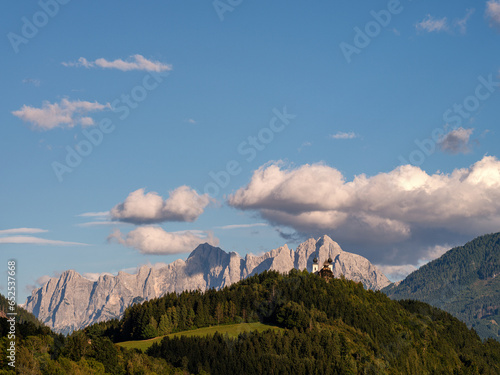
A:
[117,322,283,352]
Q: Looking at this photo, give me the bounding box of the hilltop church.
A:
[312,257,334,281]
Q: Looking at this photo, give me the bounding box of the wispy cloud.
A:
[416,15,448,33]
[298,141,312,152]
[77,221,131,228]
[0,228,48,235]
[0,236,88,246]
[486,0,500,28]
[12,98,110,130]
[438,127,474,154]
[185,118,197,124]
[455,9,475,34]
[77,211,110,218]
[22,78,41,87]
[216,223,268,230]
[330,132,357,140]
[62,55,172,72]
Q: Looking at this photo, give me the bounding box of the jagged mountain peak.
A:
[317,234,336,244]
[187,242,225,259]
[60,269,84,281]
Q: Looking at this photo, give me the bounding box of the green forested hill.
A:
[2,270,500,374]
[383,232,500,340]
[110,269,500,374]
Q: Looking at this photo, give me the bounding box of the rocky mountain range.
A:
[24,235,390,334]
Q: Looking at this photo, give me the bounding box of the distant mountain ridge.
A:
[384,232,500,341]
[24,235,390,333]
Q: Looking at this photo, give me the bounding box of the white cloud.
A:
[216,223,268,230]
[108,227,219,255]
[330,132,357,140]
[486,0,500,27]
[438,127,474,154]
[0,236,88,246]
[111,186,212,224]
[0,228,48,235]
[228,156,500,264]
[12,98,110,130]
[62,55,172,72]
[186,118,197,124]
[416,15,448,33]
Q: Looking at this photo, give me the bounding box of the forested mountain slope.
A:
[384,232,500,340]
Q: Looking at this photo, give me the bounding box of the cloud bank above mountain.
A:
[228,155,500,265]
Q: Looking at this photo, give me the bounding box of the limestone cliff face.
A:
[25,236,390,333]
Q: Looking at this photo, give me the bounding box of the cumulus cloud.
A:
[486,0,500,27]
[228,156,500,264]
[12,98,110,130]
[0,236,88,246]
[108,227,219,255]
[111,186,211,224]
[62,55,172,72]
[330,132,357,140]
[438,127,474,154]
[416,15,448,32]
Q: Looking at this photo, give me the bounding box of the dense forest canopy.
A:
[2,269,500,374]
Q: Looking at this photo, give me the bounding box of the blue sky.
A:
[1,0,500,303]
